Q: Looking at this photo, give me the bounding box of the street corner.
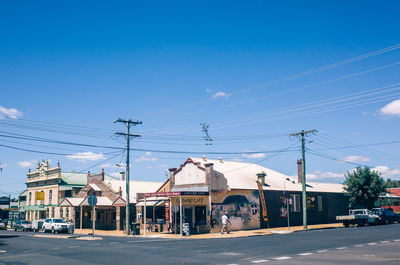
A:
[76,236,103,241]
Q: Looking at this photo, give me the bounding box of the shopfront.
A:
[139,191,209,235]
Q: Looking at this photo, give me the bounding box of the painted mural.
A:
[211,190,260,231]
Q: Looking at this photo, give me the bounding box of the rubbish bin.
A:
[132,222,140,235]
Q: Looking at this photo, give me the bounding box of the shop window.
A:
[318,196,323,212]
[290,194,301,212]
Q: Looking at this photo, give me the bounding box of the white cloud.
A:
[135,152,158,162]
[98,163,119,169]
[242,153,266,159]
[0,163,7,168]
[380,99,400,117]
[18,160,37,168]
[110,172,121,178]
[212,91,230,99]
[0,106,23,119]
[230,157,244,162]
[307,171,344,181]
[342,156,371,163]
[66,151,105,162]
[205,88,211,93]
[371,166,400,179]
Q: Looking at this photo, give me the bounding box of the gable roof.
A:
[104,180,164,203]
[189,157,344,193]
[60,172,117,186]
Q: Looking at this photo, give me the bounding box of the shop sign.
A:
[165,203,170,222]
[35,191,44,201]
[171,196,207,205]
[144,192,180,197]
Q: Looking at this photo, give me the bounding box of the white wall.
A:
[175,163,205,185]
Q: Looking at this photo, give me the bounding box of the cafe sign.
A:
[171,196,207,205]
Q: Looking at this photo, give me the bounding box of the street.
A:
[1,224,400,265]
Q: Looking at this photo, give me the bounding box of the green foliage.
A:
[385,178,400,188]
[343,166,386,209]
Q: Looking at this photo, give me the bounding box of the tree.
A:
[385,178,400,188]
[343,166,386,209]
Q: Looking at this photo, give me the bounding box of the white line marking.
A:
[110,242,119,244]
[298,253,313,256]
[274,257,291,260]
[251,260,269,263]
[367,243,377,245]
[380,241,389,244]
[394,239,400,242]
[68,246,80,248]
[336,247,347,250]
[50,247,60,250]
[90,243,101,246]
[317,250,328,253]
[354,244,364,247]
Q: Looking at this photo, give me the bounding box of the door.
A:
[184,207,193,229]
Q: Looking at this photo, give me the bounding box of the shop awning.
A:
[136,201,158,206]
[24,205,47,211]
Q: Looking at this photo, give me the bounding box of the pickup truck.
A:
[336,209,379,227]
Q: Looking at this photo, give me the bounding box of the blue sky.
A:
[1,1,400,197]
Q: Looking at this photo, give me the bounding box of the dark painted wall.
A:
[260,191,349,228]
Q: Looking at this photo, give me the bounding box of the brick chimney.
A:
[169,168,177,186]
[204,163,214,186]
[120,171,125,181]
[297,159,303,183]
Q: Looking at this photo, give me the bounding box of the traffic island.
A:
[33,234,79,239]
[76,236,103,241]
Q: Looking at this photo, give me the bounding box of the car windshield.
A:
[352,210,364,215]
[21,221,30,224]
[53,219,64,223]
[372,209,382,214]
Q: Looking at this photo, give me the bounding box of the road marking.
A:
[90,243,101,246]
[298,253,313,256]
[50,247,60,250]
[251,259,269,263]
[317,250,328,253]
[380,241,390,244]
[110,242,119,244]
[354,244,364,247]
[68,246,80,248]
[394,239,400,242]
[274,257,291,260]
[336,247,347,250]
[367,242,377,245]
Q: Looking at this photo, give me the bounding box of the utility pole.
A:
[115,118,142,235]
[289,129,317,229]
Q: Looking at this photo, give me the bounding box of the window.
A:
[29,192,32,205]
[318,196,323,212]
[51,207,55,218]
[49,190,53,204]
[66,208,69,218]
[290,194,301,212]
[60,208,63,218]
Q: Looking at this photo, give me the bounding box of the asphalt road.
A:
[1,224,400,265]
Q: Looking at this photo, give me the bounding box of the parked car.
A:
[0,219,6,230]
[371,208,395,224]
[336,209,379,227]
[13,220,32,231]
[32,219,45,232]
[393,212,400,223]
[42,218,69,233]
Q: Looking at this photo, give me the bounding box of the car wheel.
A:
[374,219,379,226]
[13,227,16,232]
[344,222,349,228]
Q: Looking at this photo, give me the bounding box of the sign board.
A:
[171,196,207,206]
[280,196,288,217]
[144,192,181,197]
[88,195,97,207]
[172,204,179,213]
[0,197,10,205]
[182,223,190,236]
[165,202,170,222]
[35,191,44,201]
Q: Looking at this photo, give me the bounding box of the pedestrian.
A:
[221,214,231,234]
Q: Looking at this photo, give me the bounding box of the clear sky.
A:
[1,1,400,197]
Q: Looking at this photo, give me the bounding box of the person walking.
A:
[221,214,231,234]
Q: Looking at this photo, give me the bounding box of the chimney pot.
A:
[202,155,207,161]
[120,171,125,181]
[257,172,266,184]
[218,157,223,162]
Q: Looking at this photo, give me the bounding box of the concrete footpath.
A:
[73,223,343,239]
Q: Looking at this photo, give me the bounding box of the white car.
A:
[42,218,69,233]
